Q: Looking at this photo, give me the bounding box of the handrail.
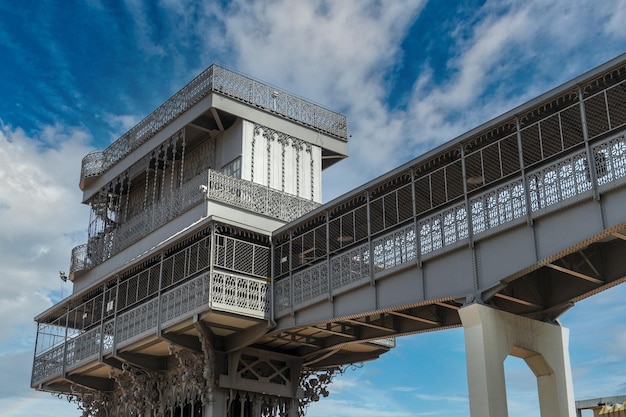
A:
[274,132,626,316]
[32,271,269,385]
[80,64,347,181]
[70,169,320,275]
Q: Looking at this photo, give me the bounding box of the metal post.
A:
[325,210,332,301]
[61,304,70,375]
[209,224,216,310]
[270,236,275,324]
[460,145,474,248]
[98,283,107,362]
[112,276,120,356]
[366,191,374,286]
[578,86,601,200]
[156,251,165,337]
[516,117,534,224]
[410,169,422,267]
[289,230,294,315]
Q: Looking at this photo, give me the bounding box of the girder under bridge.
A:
[258,76,626,365]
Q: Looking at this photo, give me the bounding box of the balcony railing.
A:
[81,64,348,182]
[205,170,321,222]
[32,271,269,386]
[70,169,320,275]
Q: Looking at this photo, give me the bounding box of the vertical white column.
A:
[460,303,509,417]
[459,303,576,417]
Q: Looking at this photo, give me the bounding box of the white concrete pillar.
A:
[459,303,576,417]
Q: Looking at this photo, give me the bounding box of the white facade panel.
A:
[244,122,323,202]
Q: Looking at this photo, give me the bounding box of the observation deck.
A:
[79,64,348,191]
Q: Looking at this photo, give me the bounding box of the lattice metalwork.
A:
[69,244,90,276]
[372,224,418,271]
[464,130,520,188]
[274,130,626,315]
[292,262,328,307]
[206,170,320,222]
[80,64,347,182]
[584,75,626,139]
[470,179,526,235]
[160,273,211,326]
[330,245,370,293]
[418,203,468,254]
[116,297,159,345]
[214,234,271,278]
[65,326,101,368]
[102,320,114,352]
[594,135,626,189]
[31,343,64,386]
[211,272,269,317]
[274,278,291,314]
[527,150,591,211]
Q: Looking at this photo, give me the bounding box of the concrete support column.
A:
[459,303,576,417]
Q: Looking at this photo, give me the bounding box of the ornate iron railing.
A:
[206,170,320,222]
[69,244,89,278]
[32,271,269,386]
[80,64,347,181]
[31,343,64,386]
[274,132,626,315]
[71,169,318,275]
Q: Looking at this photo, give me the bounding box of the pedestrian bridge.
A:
[255,58,626,368]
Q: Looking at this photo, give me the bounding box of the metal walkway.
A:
[257,57,626,366]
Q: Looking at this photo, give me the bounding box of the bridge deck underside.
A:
[260,222,626,362]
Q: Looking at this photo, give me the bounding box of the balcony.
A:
[80,64,348,186]
[32,270,269,387]
[70,169,320,276]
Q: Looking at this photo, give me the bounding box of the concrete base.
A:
[459,303,576,417]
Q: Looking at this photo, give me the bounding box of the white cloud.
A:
[122,0,166,58]
[0,123,92,342]
[102,113,142,142]
[605,0,626,36]
[213,0,426,199]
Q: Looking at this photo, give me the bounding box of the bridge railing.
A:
[274,131,626,316]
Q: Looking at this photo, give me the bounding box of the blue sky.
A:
[0,1,625,416]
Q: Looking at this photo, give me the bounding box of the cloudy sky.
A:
[1,1,625,416]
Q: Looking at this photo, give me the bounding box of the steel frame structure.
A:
[31,54,626,417]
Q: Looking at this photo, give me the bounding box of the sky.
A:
[0,1,625,416]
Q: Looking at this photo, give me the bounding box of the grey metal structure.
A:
[576,395,626,416]
[31,54,626,416]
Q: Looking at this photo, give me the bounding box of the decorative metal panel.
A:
[81,64,347,181]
